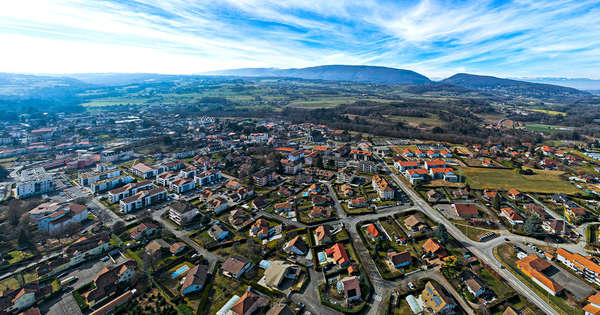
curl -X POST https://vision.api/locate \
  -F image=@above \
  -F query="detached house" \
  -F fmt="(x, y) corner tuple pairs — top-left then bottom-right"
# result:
(388, 251), (412, 268)
(229, 209), (251, 228)
(403, 215), (428, 232)
(309, 206), (331, 218)
(208, 223), (230, 242)
(421, 281), (456, 314)
(366, 223), (381, 240)
(314, 225), (332, 245)
(181, 265), (208, 295)
(250, 219), (272, 239)
(565, 206), (587, 223)
(222, 257), (252, 279)
(228, 287), (269, 315)
(130, 223), (159, 241)
(423, 238), (447, 259)
(507, 189), (524, 200)
(501, 208), (525, 225)
(208, 197), (228, 215)
(325, 243), (351, 267)
(337, 276), (362, 303)
(83, 260), (137, 302)
(284, 236), (309, 256)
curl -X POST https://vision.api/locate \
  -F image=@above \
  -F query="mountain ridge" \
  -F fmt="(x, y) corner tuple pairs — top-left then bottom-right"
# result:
(205, 65), (432, 85)
(441, 73), (590, 99)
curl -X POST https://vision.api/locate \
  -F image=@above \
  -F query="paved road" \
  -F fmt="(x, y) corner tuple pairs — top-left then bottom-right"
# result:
(325, 181), (348, 220)
(43, 293), (82, 315)
(89, 197), (122, 226)
(152, 208), (221, 270)
(374, 153), (560, 315)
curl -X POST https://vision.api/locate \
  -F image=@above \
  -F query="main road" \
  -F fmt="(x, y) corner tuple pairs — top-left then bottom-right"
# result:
(374, 153), (560, 315)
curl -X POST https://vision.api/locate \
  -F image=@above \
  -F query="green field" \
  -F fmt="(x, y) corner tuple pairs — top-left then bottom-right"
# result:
(524, 124), (569, 132)
(463, 167), (578, 194)
(525, 109), (567, 116)
(384, 113), (444, 127)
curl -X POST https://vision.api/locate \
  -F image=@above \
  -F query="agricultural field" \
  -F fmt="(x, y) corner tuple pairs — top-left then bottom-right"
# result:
(287, 96), (388, 108)
(523, 124), (572, 132)
(462, 167), (578, 194)
(525, 109), (567, 116)
(383, 113), (445, 128)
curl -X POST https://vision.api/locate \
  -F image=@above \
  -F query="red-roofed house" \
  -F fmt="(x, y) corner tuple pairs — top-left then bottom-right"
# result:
(325, 243), (351, 267)
(501, 208), (525, 225)
(452, 204), (479, 218)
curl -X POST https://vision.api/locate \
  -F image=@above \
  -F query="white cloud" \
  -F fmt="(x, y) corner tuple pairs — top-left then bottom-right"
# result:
(0, 0), (598, 78)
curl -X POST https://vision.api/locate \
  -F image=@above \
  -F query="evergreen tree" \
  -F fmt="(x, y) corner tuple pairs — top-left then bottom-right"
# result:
(434, 224), (449, 244)
(525, 215), (544, 238)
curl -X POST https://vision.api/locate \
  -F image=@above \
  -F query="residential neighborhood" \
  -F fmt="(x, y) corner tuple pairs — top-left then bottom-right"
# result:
(1, 113), (600, 315)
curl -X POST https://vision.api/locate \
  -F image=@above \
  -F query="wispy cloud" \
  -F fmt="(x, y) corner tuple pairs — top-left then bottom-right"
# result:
(0, 0), (599, 78)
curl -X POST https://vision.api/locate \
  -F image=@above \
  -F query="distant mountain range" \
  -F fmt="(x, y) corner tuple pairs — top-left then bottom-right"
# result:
(208, 65), (591, 99)
(441, 73), (590, 99)
(518, 77), (600, 91)
(0, 65), (595, 112)
(205, 65), (432, 85)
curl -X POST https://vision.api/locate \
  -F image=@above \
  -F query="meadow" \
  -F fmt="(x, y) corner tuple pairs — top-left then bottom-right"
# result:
(462, 167), (578, 194)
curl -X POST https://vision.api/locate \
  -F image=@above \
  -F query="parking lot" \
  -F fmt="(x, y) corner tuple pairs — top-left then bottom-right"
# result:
(39, 253), (127, 315)
(518, 243), (594, 300)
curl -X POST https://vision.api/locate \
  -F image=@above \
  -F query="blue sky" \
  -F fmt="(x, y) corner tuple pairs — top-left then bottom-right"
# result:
(1, 0), (599, 78)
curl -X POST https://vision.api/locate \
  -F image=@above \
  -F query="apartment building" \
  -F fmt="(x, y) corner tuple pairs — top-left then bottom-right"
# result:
(372, 175), (394, 200)
(15, 167), (55, 199)
(120, 187), (167, 213)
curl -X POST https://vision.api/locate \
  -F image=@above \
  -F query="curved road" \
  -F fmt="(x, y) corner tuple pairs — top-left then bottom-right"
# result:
(374, 153), (560, 315)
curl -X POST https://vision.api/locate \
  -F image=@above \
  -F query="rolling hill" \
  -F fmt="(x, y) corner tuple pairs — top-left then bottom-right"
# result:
(441, 73), (590, 99)
(206, 65), (432, 85)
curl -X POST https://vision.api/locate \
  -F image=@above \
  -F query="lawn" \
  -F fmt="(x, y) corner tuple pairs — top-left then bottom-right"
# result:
(206, 273), (248, 315)
(7, 250), (34, 264)
(0, 272), (38, 291)
(341, 203), (373, 215)
(453, 223), (496, 242)
(462, 167), (578, 194)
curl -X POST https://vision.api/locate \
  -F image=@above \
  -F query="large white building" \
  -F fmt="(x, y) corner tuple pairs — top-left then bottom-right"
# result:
(120, 187), (167, 213)
(15, 167), (54, 199)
